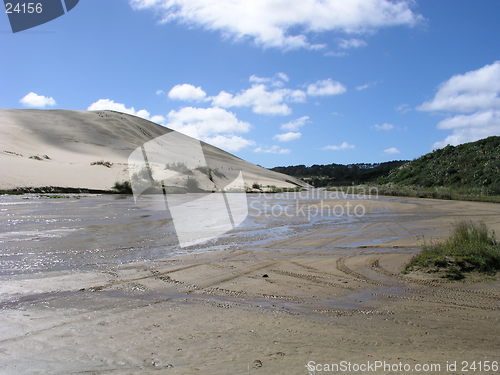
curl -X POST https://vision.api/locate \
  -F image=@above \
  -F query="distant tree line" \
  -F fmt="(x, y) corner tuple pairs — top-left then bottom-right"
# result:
(271, 160), (407, 187)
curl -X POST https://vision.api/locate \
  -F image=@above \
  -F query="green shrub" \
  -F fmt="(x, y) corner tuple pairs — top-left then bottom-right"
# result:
(113, 181), (132, 194)
(405, 221), (500, 279)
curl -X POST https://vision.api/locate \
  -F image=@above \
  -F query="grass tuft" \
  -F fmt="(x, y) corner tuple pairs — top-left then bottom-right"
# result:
(91, 160), (113, 168)
(113, 181), (132, 194)
(404, 221), (500, 279)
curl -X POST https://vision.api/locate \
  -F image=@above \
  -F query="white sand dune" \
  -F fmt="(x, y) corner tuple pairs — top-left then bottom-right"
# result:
(0, 109), (308, 191)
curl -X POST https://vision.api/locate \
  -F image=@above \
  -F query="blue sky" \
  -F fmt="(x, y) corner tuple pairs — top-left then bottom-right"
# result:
(1, 0), (499, 167)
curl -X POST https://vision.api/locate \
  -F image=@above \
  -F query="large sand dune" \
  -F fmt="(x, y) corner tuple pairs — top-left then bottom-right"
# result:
(0, 109), (308, 191)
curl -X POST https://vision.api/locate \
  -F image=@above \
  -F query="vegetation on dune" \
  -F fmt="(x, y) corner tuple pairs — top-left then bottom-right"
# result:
(165, 162), (192, 175)
(195, 166), (226, 182)
(185, 177), (203, 192)
(91, 160), (113, 168)
(404, 221), (500, 280)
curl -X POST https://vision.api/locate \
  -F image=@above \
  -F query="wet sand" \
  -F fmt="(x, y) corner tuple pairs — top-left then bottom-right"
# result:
(0, 196), (499, 374)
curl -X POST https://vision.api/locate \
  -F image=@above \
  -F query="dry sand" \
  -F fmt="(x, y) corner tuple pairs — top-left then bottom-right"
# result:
(0, 197), (499, 374)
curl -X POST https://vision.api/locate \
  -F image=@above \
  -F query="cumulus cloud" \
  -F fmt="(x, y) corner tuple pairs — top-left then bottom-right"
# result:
(373, 122), (395, 131)
(130, 0), (421, 50)
(355, 84), (370, 91)
(203, 135), (255, 152)
(168, 83), (207, 101)
(87, 99), (163, 123)
(433, 110), (500, 148)
(355, 81), (378, 91)
(281, 116), (310, 131)
(212, 84), (306, 115)
(436, 110), (500, 130)
(276, 72), (289, 82)
(150, 115), (166, 123)
(166, 106), (250, 137)
(383, 147), (400, 154)
(20, 92), (56, 108)
(418, 61), (500, 148)
(254, 145), (290, 154)
(418, 61), (500, 113)
(249, 72), (289, 87)
(395, 103), (411, 113)
(323, 141), (355, 150)
(307, 79), (346, 96)
(339, 38), (367, 49)
(170, 74), (344, 116)
(166, 106), (254, 151)
(273, 132), (301, 142)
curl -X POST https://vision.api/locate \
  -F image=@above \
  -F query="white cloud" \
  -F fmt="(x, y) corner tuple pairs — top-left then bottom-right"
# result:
(166, 106), (250, 137)
(20, 92), (56, 108)
(87, 99), (164, 123)
(276, 72), (289, 82)
(432, 110), (500, 148)
(172, 74), (344, 117)
(168, 83), (207, 101)
(166, 106), (255, 151)
(355, 84), (370, 91)
(254, 145), (290, 154)
(151, 115), (166, 123)
(323, 141), (355, 150)
(418, 61), (500, 147)
(273, 132), (301, 142)
(204, 135), (255, 152)
(355, 81), (377, 91)
(419, 61), (500, 113)
(281, 116), (310, 131)
(307, 79), (346, 96)
(373, 122), (395, 131)
(212, 84), (305, 115)
(130, 0), (421, 50)
(249, 72), (289, 87)
(339, 38), (367, 49)
(395, 103), (411, 113)
(436, 110), (500, 130)
(155, 89), (164, 96)
(248, 75), (270, 84)
(384, 147), (400, 154)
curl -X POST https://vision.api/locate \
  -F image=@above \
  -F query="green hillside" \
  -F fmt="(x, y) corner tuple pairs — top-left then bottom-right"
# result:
(379, 136), (500, 194)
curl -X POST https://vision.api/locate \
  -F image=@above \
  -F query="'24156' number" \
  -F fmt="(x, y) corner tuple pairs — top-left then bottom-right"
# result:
(5, 2), (43, 14)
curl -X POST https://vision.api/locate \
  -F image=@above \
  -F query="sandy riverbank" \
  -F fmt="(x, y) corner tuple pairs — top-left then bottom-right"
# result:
(0, 197), (499, 374)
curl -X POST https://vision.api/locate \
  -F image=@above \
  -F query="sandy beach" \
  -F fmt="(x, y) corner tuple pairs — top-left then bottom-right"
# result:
(1, 195), (499, 374)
